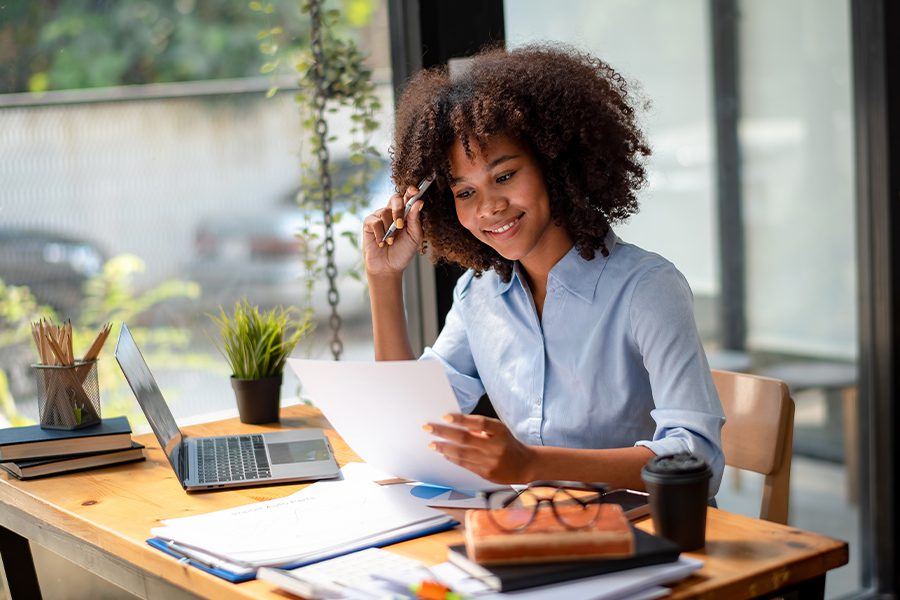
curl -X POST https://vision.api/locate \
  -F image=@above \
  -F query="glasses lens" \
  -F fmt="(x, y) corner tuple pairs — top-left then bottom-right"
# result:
(552, 488), (602, 529)
(487, 489), (536, 531)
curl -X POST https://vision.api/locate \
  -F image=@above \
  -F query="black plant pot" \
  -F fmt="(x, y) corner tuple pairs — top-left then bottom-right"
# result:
(231, 374), (282, 424)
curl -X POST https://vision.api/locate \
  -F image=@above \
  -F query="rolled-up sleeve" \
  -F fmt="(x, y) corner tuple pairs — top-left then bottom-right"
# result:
(629, 264), (726, 496)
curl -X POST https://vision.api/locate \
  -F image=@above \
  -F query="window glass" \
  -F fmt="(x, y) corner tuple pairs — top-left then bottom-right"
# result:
(0, 1), (391, 429)
(505, 1), (859, 596)
(740, 0), (856, 359)
(505, 0), (720, 338)
(737, 1), (858, 595)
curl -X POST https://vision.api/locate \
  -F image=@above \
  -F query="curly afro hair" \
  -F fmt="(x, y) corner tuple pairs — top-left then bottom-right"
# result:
(391, 43), (650, 282)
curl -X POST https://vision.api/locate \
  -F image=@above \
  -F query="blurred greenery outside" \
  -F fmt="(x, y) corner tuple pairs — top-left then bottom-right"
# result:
(0, 0), (383, 424)
(0, 0), (376, 94)
(0, 256), (212, 428)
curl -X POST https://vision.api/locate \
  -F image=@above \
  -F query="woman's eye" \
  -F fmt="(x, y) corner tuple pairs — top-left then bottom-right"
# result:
(455, 189), (474, 200)
(497, 171), (516, 183)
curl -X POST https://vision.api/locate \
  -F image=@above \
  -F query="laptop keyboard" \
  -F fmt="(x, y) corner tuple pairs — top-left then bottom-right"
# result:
(196, 435), (271, 483)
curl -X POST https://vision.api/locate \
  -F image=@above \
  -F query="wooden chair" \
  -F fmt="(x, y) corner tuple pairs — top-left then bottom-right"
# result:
(712, 369), (795, 524)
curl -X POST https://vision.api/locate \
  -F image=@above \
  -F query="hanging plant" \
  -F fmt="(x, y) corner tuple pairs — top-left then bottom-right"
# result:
(251, 0), (383, 359)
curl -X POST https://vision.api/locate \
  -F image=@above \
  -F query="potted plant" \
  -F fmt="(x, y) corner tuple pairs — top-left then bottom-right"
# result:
(209, 300), (311, 424)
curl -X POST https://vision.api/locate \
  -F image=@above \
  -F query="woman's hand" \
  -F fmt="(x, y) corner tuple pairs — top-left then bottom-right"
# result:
(424, 414), (537, 484)
(362, 185), (426, 279)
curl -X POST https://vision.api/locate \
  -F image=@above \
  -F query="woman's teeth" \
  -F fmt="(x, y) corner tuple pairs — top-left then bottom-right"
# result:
(489, 216), (520, 233)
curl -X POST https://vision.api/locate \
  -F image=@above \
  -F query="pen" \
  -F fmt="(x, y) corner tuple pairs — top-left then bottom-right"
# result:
(381, 175), (436, 243)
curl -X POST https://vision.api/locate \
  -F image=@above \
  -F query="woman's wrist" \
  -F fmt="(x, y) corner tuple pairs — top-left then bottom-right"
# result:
(521, 444), (543, 483)
(366, 270), (405, 290)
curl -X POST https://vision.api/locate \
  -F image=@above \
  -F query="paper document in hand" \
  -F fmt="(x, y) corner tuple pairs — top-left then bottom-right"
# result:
(287, 358), (495, 490)
(150, 477), (454, 569)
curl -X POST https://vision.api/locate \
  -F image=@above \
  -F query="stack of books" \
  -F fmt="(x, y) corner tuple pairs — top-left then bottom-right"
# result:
(450, 502), (688, 593)
(0, 416), (144, 480)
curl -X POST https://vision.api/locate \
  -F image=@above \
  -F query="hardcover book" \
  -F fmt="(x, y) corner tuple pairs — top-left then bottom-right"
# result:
(0, 442), (145, 479)
(464, 503), (635, 565)
(449, 527), (681, 592)
(0, 416), (133, 461)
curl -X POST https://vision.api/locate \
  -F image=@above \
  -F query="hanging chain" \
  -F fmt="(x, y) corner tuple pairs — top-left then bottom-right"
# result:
(309, 0), (343, 360)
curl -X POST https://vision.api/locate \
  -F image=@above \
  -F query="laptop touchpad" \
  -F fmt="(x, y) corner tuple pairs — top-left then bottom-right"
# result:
(268, 439), (331, 464)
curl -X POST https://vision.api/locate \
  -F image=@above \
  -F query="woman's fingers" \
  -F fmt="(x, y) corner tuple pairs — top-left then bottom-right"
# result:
(363, 209), (388, 248)
(388, 184), (427, 236)
(429, 440), (484, 466)
(424, 414), (534, 484)
(440, 413), (503, 434)
(383, 193), (404, 245)
(423, 422), (490, 445)
(404, 199), (424, 243)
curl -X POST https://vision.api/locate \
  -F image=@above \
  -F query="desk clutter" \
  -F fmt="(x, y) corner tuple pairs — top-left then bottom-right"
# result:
(0, 416), (145, 479)
(147, 463), (702, 598)
(148, 464), (457, 582)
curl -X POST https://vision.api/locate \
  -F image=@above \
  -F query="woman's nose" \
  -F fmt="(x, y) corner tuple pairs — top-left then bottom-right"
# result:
(478, 192), (509, 218)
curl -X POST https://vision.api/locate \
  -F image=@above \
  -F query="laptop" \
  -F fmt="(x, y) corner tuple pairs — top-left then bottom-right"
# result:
(115, 324), (340, 491)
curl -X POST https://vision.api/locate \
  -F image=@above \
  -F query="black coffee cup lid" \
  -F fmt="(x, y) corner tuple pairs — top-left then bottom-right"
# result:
(641, 453), (713, 487)
(643, 453), (709, 476)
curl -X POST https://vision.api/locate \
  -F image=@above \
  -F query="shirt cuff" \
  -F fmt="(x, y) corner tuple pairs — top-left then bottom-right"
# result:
(635, 434), (725, 497)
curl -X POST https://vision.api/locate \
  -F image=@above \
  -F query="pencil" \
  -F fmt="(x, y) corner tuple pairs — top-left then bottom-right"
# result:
(381, 175), (435, 244)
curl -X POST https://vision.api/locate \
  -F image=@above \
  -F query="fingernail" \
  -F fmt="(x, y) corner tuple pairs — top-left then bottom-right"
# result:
(442, 414), (453, 423)
(386, 237), (394, 246)
(378, 242), (385, 248)
(427, 442), (437, 450)
(396, 218), (404, 230)
(422, 424), (433, 433)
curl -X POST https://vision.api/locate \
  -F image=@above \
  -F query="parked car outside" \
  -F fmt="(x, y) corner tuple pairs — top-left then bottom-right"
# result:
(0, 228), (106, 406)
(184, 165), (393, 324)
(0, 227), (106, 318)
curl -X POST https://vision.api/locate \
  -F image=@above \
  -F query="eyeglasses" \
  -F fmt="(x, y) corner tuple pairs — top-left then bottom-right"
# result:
(479, 480), (608, 532)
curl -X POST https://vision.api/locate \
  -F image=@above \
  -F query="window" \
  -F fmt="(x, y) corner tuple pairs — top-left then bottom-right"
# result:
(0, 1), (393, 427)
(504, 1), (860, 596)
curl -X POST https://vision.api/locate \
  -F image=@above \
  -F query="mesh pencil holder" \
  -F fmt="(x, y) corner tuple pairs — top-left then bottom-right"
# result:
(33, 360), (102, 430)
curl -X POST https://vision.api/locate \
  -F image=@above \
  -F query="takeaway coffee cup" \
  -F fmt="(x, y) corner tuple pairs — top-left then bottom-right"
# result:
(641, 453), (712, 551)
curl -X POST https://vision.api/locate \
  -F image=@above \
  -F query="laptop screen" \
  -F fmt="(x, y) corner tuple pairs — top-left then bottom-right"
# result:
(114, 324), (184, 478)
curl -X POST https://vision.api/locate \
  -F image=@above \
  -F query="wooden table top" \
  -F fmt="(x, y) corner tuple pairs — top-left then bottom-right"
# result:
(0, 404), (849, 599)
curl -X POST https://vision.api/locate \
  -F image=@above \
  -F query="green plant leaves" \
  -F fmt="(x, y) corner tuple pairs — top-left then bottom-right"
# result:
(208, 299), (311, 380)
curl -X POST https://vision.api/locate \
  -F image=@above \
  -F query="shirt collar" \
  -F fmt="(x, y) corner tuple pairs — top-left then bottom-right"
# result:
(494, 229), (619, 299)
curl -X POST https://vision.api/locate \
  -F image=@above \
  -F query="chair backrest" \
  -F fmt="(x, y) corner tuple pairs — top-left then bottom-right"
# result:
(712, 369), (795, 524)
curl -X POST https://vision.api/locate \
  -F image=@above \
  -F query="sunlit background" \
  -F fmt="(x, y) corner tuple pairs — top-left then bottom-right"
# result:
(1, 1), (860, 597)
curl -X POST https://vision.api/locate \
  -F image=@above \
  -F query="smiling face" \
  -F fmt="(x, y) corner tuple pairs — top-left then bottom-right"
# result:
(448, 135), (573, 276)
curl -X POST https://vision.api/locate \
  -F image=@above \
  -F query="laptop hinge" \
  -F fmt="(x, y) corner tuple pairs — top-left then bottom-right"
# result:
(180, 442), (189, 482)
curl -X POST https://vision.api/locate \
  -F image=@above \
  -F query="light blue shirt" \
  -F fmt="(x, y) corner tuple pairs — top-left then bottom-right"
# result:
(421, 231), (725, 495)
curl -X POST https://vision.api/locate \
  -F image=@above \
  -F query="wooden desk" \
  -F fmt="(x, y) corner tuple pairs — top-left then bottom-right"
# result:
(0, 405), (848, 599)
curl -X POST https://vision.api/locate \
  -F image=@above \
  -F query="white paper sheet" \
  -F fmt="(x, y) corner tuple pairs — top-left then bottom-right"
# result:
(287, 358), (495, 490)
(151, 476), (453, 568)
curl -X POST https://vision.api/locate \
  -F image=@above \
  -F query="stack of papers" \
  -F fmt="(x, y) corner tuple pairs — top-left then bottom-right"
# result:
(433, 557), (704, 600)
(149, 475), (456, 579)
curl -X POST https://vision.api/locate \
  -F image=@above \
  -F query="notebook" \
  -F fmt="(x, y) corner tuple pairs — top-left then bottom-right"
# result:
(0, 442), (145, 479)
(446, 527), (681, 592)
(0, 416), (133, 461)
(114, 324), (339, 491)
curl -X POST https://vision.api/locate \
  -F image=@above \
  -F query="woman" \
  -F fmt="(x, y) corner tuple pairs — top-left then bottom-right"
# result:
(362, 44), (724, 493)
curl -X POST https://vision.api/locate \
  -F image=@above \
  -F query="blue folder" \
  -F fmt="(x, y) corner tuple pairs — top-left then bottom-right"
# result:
(146, 519), (458, 583)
